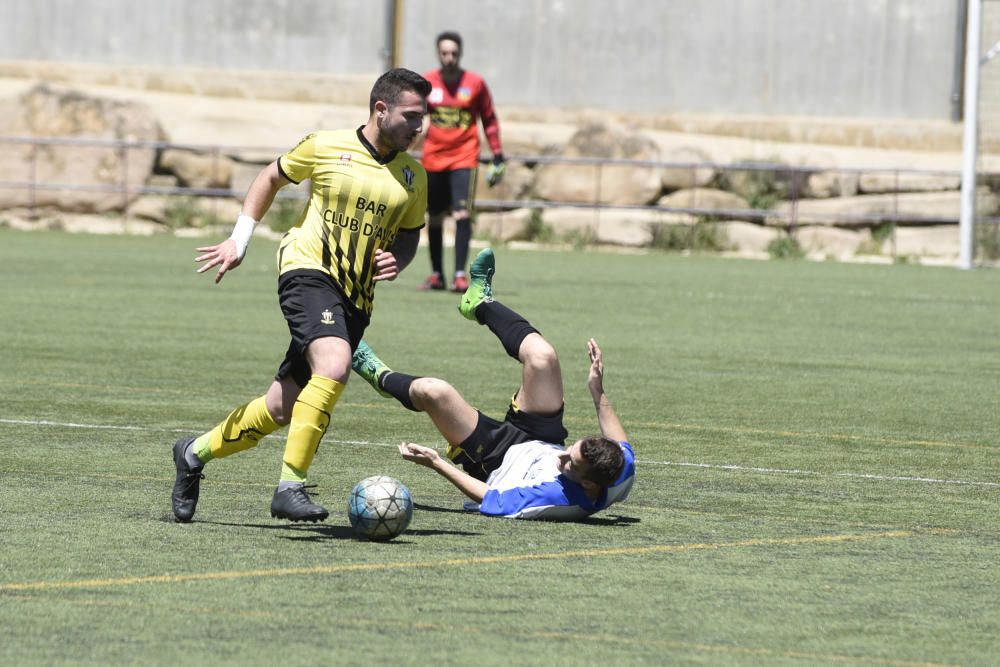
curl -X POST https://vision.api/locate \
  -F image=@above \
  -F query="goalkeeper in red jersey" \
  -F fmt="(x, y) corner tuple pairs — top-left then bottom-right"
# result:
(420, 31), (505, 293)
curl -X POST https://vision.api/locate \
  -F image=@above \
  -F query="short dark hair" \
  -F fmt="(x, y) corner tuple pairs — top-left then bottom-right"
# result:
(369, 68), (431, 113)
(579, 436), (625, 488)
(436, 31), (463, 51)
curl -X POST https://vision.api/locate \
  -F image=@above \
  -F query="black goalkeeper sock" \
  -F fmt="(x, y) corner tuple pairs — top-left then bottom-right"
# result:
(476, 300), (540, 360)
(427, 226), (444, 276)
(454, 217), (472, 275)
(379, 371), (421, 412)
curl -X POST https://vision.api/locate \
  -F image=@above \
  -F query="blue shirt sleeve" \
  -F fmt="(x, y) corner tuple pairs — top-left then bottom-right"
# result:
(480, 478), (593, 517)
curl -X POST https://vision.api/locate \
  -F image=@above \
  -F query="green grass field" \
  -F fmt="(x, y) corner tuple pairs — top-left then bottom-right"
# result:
(1, 228), (998, 666)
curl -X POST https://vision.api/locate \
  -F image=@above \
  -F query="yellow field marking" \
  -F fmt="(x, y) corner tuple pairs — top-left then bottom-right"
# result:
(0, 529), (926, 593)
(5, 590), (956, 667)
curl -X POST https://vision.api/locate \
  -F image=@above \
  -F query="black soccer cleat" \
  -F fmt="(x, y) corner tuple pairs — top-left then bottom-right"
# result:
(171, 436), (204, 523)
(270, 485), (330, 522)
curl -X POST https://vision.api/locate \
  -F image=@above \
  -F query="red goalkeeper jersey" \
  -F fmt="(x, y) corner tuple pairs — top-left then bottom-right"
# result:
(421, 68), (502, 172)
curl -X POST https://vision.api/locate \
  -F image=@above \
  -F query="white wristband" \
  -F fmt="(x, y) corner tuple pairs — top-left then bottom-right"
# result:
(230, 213), (258, 259)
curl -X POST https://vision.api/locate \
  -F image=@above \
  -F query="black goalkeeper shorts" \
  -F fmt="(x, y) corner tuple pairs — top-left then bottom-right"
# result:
(427, 168), (476, 216)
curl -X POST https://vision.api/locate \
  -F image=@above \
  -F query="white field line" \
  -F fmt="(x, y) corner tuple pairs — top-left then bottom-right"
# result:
(643, 460), (1000, 488)
(2, 417), (998, 489)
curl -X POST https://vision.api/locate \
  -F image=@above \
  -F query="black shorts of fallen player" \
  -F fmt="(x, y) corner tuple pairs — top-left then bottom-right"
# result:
(447, 397), (569, 482)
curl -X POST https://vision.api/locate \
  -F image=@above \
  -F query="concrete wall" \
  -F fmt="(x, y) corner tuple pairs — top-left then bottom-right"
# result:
(401, 0), (962, 119)
(0, 0), (387, 74)
(981, 1), (1000, 140)
(0, 0), (965, 121)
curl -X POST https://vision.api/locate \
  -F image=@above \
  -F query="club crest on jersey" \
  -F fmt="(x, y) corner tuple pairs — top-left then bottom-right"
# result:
(340, 153), (352, 162)
(402, 166), (415, 188)
(457, 87), (472, 101)
(320, 309), (335, 325)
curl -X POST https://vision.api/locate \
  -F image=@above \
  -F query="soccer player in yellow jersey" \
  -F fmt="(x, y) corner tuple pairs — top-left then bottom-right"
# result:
(170, 69), (431, 523)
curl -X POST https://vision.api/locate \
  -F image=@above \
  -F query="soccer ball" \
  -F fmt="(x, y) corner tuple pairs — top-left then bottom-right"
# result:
(347, 475), (413, 541)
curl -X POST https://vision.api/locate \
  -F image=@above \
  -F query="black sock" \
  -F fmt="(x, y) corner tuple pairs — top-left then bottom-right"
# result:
(454, 217), (472, 275)
(428, 226), (444, 276)
(475, 300), (540, 360)
(379, 371), (421, 412)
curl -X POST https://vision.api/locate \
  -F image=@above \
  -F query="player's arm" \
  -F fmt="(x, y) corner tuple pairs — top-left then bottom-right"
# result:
(398, 443), (487, 502)
(477, 82), (506, 186)
(477, 81), (503, 158)
(195, 160), (291, 284)
(373, 227), (421, 282)
(587, 338), (629, 443)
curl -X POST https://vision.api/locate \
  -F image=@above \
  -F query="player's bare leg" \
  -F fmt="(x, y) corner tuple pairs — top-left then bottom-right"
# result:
(352, 342), (478, 445)
(459, 247), (563, 416)
(512, 333), (564, 415)
(409, 377), (480, 445)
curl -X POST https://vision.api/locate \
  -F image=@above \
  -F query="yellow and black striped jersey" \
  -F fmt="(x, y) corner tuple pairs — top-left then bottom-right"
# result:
(276, 127), (427, 314)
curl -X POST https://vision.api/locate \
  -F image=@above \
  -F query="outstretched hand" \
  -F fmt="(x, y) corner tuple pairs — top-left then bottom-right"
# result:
(587, 338), (605, 399)
(398, 442), (442, 469)
(195, 239), (243, 284)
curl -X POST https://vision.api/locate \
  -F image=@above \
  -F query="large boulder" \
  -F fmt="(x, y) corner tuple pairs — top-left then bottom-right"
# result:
(893, 225), (960, 259)
(770, 188), (1000, 227)
(158, 148), (234, 190)
(534, 123), (662, 206)
(807, 171), (860, 198)
(0, 83), (165, 213)
(660, 146), (716, 191)
(543, 206), (665, 246)
(718, 221), (777, 254)
(796, 226), (869, 260)
(656, 188), (751, 218)
(858, 171), (960, 194)
(473, 159), (535, 211)
(478, 206), (669, 246)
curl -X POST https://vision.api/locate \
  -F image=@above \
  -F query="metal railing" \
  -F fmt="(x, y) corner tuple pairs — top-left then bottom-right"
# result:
(2, 134), (998, 242)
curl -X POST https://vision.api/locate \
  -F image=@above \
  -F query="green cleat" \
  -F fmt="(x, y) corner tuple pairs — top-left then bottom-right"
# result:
(352, 340), (392, 398)
(459, 248), (495, 320)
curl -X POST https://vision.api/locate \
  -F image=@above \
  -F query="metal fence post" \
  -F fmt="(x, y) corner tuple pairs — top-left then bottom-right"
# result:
(891, 169), (899, 260)
(594, 161), (602, 239)
(120, 142), (129, 229)
(28, 143), (38, 220)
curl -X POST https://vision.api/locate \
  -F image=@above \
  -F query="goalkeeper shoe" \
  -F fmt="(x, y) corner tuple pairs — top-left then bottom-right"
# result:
(419, 273), (446, 291)
(459, 248), (495, 320)
(352, 340), (392, 398)
(451, 274), (469, 293)
(171, 436), (204, 523)
(270, 485), (329, 522)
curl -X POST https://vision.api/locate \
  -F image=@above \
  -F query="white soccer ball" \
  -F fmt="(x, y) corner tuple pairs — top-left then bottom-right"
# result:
(347, 475), (413, 541)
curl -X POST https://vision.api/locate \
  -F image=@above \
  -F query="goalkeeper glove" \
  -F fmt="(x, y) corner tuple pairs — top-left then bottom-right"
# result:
(487, 153), (506, 188)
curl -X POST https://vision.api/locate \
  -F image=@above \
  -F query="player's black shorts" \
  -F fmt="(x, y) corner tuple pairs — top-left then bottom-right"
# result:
(427, 168), (477, 216)
(275, 269), (369, 388)
(448, 395), (569, 482)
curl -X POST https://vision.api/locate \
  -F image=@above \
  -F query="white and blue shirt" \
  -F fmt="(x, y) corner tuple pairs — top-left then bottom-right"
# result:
(469, 440), (636, 520)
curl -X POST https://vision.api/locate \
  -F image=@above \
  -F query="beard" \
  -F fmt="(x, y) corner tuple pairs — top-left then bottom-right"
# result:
(379, 117), (413, 152)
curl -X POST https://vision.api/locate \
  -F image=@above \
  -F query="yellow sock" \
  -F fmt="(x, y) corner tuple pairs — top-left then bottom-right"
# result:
(280, 375), (344, 483)
(193, 396), (280, 462)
